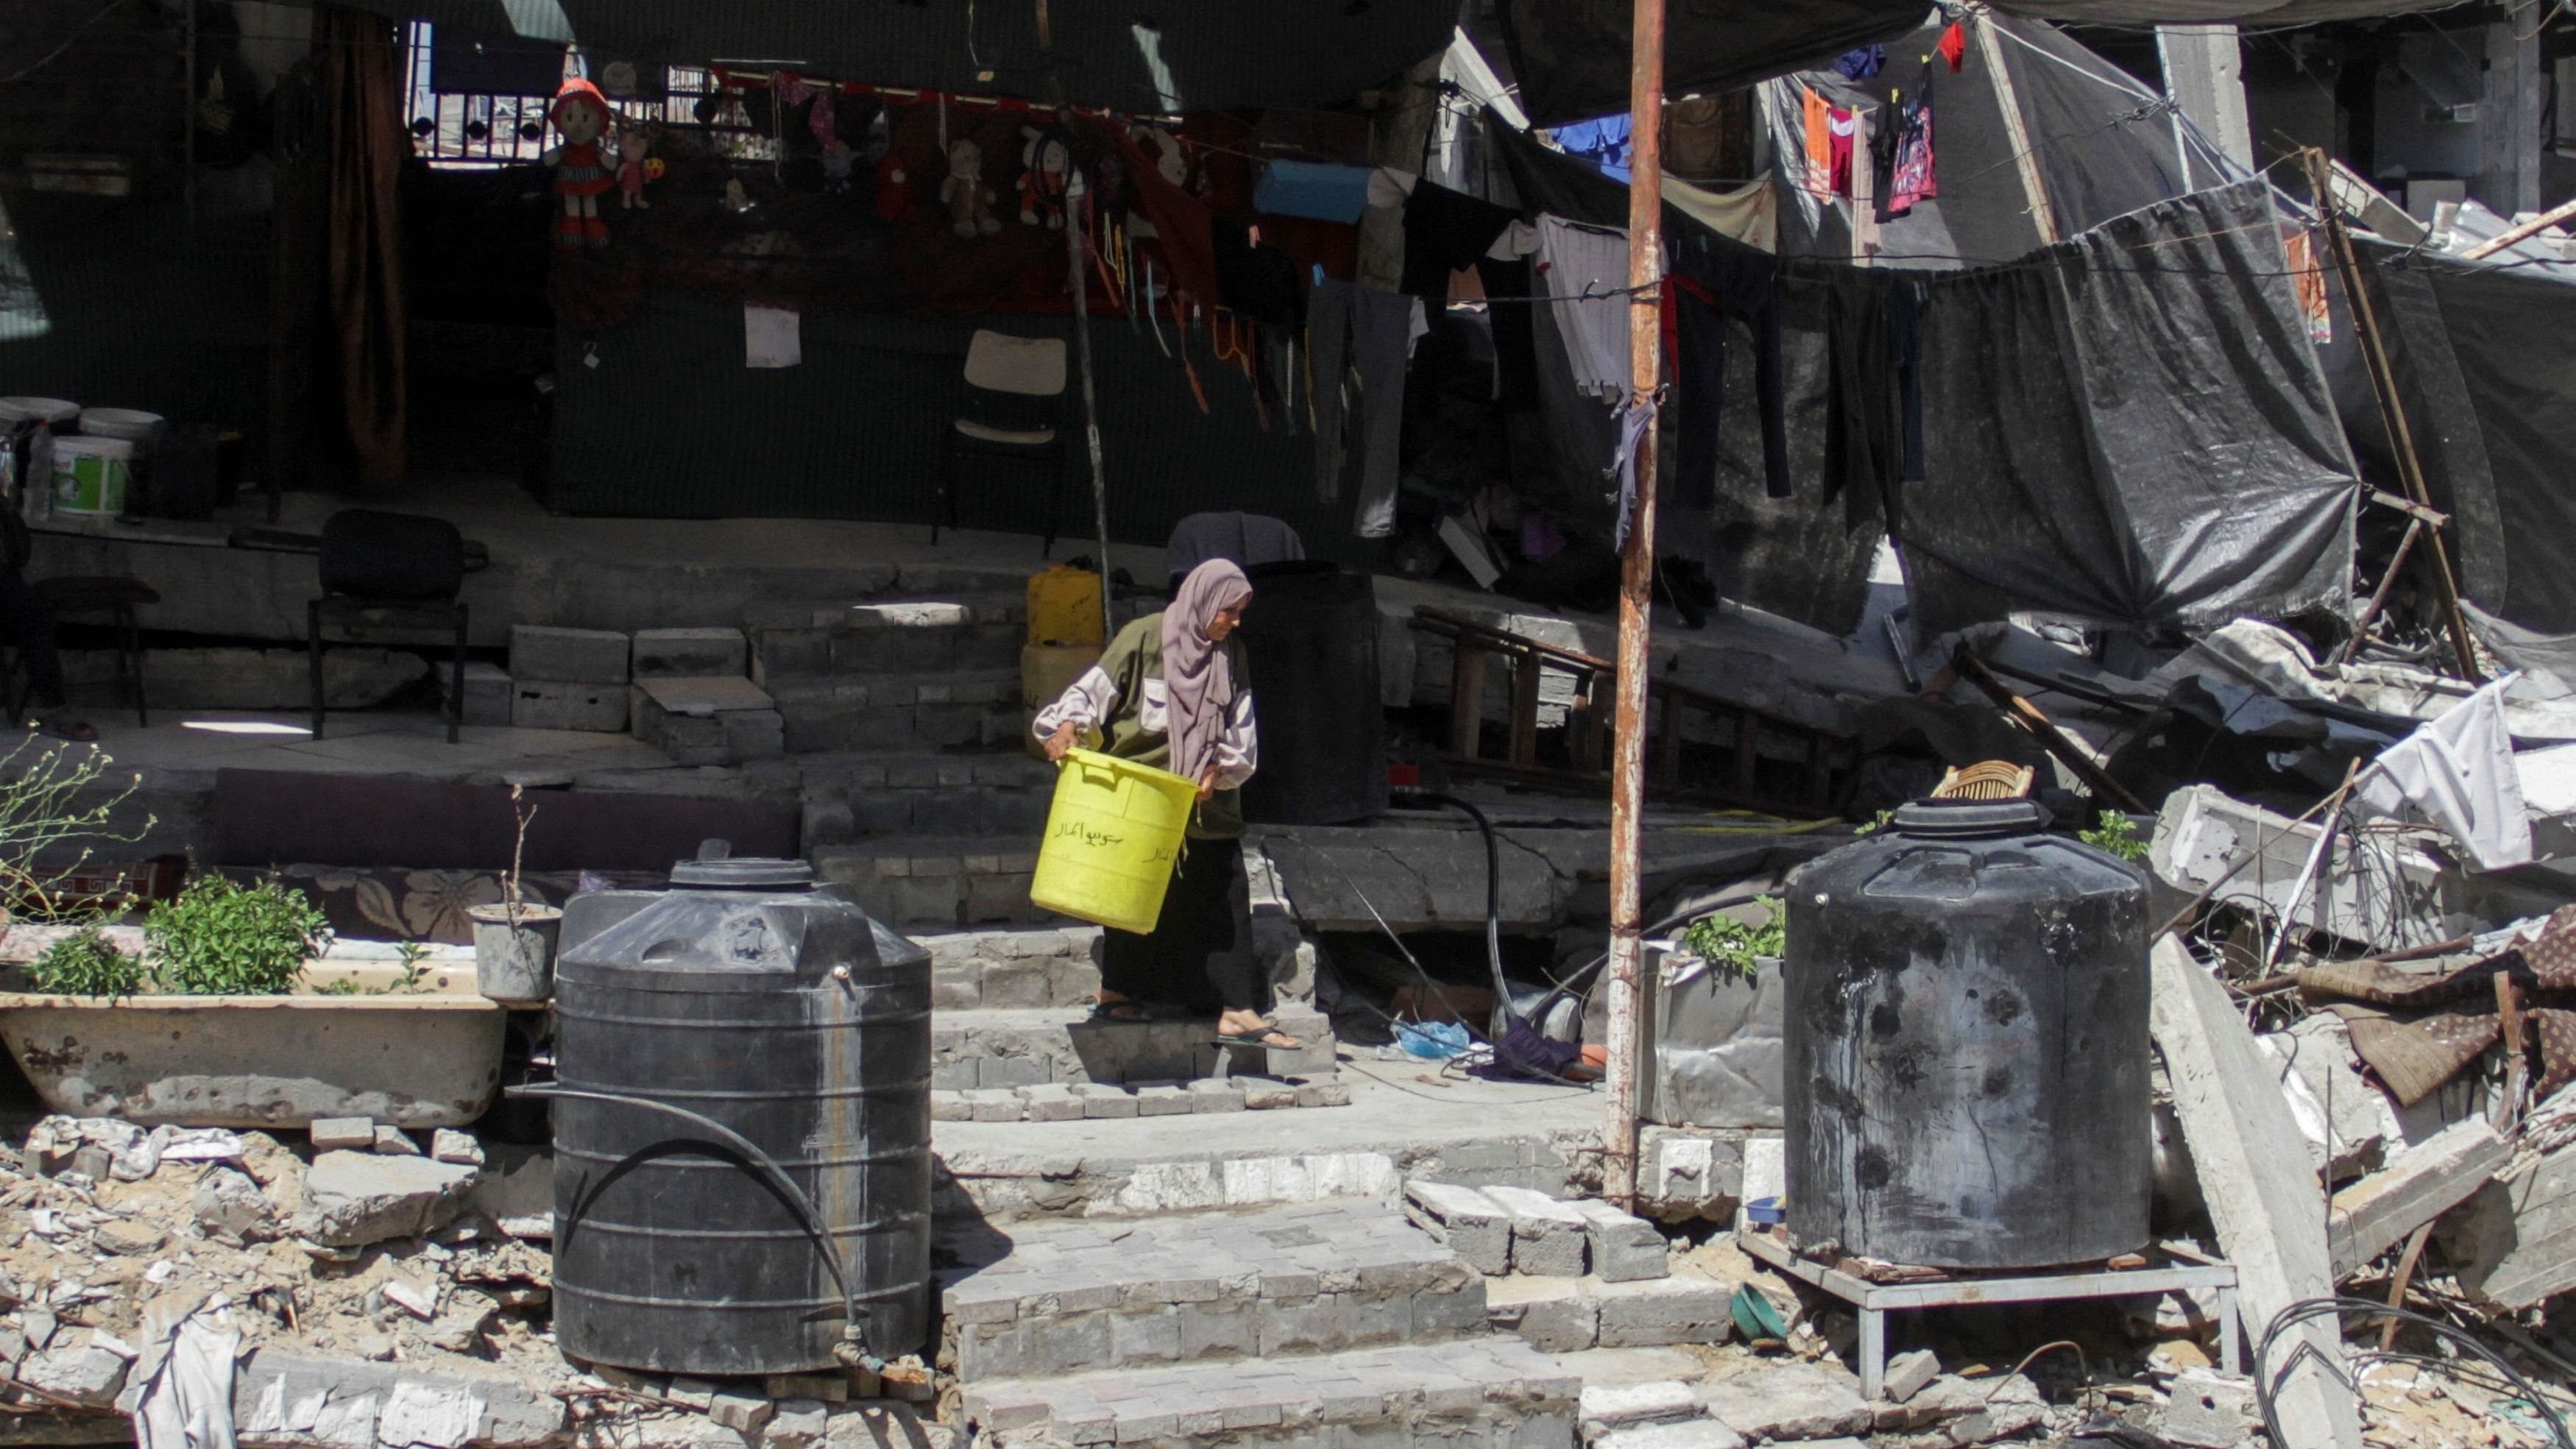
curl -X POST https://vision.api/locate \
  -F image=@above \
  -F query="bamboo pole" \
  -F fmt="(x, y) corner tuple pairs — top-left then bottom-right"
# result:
(1602, 0), (1666, 1214)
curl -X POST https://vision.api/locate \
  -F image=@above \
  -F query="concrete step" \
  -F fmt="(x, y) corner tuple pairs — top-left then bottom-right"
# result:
(958, 1336), (1579, 1448)
(812, 836), (1049, 927)
(799, 748), (1054, 843)
(916, 924), (1102, 1010)
(933, 1005), (1339, 1089)
(1484, 1272), (1738, 1354)
(935, 1074), (1352, 1123)
(749, 595), (1027, 684)
(771, 670), (1030, 754)
(939, 1197), (1489, 1383)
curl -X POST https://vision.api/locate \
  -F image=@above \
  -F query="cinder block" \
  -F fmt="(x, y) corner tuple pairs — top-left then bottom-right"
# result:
(453, 662), (511, 727)
(509, 625), (629, 684)
(1022, 1084), (1084, 1123)
(1295, 1074), (1353, 1108)
(633, 696), (728, 765)
(1133, 1083), (1194, 1118)
(511, 679), (629, 732)
(1482, 1185), (1590, 1278)
(1570, 1198), (1670, 1283)
(721, 708), (786, 761)
(1881, 1348), (1940, 1405)
(633, 628), (748, 679)
(1186, 1080), (1246, 1113)
(309, 1116), (374, 1152)
(930, 1091), (972, 1122)
(962, 1088), (1022, 1123)
(1404, 1181), (1514, 1277)
(1593, 1275), (1735, 1350)
(1511, 1289), (1599, 1353)
(1073, 1083), (1138, 1119)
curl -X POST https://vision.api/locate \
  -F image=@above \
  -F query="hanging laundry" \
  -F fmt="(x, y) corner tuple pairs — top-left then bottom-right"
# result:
(1937, 21), (1967, 74)
(1826, 108), (1858, 198)
(1883, 93), (1936, 219)
(1308, 281), (1412, 532)
(1398, 180), (1517, 299)
(1666, 176), (1777, 252)
(1253, 160), (1374, 224)
(1477, 258), (1543, 411)
(1610, 396), (1658, 548)
(1534, 216), (1632, 399)
(1800, 85), (1834, 199)
(1834, 45), (1887, 79)
(2285, 228), (2332, 344)
(2354, 678), (2532, 871)
(1671, 249), (1789, 503)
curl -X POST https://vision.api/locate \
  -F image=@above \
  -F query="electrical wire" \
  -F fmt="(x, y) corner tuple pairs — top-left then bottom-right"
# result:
(2252, 1297), (2575, 1449)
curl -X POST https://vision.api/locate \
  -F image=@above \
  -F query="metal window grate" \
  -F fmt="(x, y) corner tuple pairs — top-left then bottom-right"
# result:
(399, 21), (771, 169)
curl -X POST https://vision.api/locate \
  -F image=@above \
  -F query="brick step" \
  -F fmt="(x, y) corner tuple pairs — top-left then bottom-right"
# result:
(916, 924), (1103, 1010)
(940, 1197), (1488, 1385)
(960, 1336), (1577, 1448)
(749, 596), (1029, 684)
(933, 1006), (1337, 1090)
(770, 671), (1030, 754)
(798, 748), (1055, 843)
(811, 836), (1049, 927)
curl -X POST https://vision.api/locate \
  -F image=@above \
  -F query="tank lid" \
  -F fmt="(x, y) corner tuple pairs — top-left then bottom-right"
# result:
(1889, 797), (2055, 839)
(669, 856), (817, 888)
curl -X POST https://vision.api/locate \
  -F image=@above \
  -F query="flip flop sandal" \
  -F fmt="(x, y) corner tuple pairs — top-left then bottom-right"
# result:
(1087, 999), (1152, 1023)
(1214, 1029), (1301, 1051)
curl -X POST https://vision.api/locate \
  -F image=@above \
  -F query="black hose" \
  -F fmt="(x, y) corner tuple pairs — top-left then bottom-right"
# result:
(1391, 789), (1511, 1039)
(2251, 1297), (2572, 1449)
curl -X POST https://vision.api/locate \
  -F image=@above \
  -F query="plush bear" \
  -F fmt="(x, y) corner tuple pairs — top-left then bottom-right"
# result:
(939, 138), (1002, 238)
(1016, 124), (1072, 229)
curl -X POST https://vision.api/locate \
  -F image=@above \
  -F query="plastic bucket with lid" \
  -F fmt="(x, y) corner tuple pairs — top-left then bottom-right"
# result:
(0, 397), (79, 428)
(52, 437), (133, 514)
(78, 408), (163, 446)
(1027, 748), (1198, 934)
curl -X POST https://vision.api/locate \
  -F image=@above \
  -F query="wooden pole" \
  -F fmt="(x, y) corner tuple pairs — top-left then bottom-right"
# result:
(1066, 170), (1114, 645)
(2461, 194), (2576, 260)
(1978, 11), (2059, 246)
(1602, 0), (1665, 1214)
(2299, 146), (2482, 681)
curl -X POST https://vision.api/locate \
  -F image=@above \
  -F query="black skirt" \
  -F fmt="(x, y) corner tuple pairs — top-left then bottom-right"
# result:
(1098, 837), (1265, 1012)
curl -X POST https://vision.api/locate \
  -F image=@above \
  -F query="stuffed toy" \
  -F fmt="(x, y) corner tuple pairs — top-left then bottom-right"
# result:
(939, 138), (1001, 238)
(615, 123), (659, 209)
(821, 138), (855, 194)
(541, 78), (616, 249)
(874, 152), (916, 222)
(1016, 124), (1072, 229)
(1132, 124), (1186, 187)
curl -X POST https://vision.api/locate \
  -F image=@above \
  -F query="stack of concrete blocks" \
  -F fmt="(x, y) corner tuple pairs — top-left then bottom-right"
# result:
(629, 628), (783, 765)
(1404, 1180), (1739, 1356)
(506, 625), (631, 732)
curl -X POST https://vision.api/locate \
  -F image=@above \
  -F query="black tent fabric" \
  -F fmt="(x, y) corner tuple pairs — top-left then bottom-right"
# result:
(1899, 180), (2359, 636)
(344, 0), (1457, 114)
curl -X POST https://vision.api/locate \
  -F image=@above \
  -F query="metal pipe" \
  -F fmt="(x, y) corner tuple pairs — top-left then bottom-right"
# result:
(1602, 0), (1665, 1214)
(1067, 173), (1113, 644)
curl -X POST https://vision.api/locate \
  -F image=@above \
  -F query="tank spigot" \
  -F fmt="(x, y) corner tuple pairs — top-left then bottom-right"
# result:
(831, 964), (852, 982)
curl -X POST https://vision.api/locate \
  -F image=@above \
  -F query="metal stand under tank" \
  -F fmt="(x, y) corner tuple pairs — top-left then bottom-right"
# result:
(545, 852), (934, 1375)
(1783, 798), (2151, 1271)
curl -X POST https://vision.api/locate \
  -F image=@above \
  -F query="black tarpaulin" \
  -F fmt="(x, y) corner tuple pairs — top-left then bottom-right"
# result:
(1899, 180), (2359, 636)
(342, 0), (1457, 114)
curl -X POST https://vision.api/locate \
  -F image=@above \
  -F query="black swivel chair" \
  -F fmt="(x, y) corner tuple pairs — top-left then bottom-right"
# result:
(309, 509), (468, 743)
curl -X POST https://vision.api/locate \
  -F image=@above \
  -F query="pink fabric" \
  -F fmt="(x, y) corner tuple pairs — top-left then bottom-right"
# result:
(1162, 559), (1253, 782)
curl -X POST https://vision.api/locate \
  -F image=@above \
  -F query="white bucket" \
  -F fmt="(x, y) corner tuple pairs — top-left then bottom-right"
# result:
(0, 397), (79, 428)
(52, 436), (133, 515)
(78, 408), (163, 447)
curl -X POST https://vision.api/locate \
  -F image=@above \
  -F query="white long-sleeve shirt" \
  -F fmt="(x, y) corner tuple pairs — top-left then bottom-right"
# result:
(1033, 664), (1259, 790)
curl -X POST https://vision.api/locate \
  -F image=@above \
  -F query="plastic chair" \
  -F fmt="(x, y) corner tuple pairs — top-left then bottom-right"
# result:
(1932, 760), (2037, 800)
(933, 330), (1070, 554)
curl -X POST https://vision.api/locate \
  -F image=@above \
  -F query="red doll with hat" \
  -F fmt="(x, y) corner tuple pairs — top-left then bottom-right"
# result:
(542, 77), (616, 249)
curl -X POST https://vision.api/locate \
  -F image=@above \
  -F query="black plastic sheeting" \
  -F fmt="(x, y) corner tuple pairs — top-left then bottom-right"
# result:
(1900, 181), (2358, 637)
(344, 0), (1457, 115)
(1505, 0), (2477, 126)
(2349, 247), (2576, 634)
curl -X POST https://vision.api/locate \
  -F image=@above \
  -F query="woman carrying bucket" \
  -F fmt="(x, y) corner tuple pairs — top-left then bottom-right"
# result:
(1033, 559), (1300, 1051)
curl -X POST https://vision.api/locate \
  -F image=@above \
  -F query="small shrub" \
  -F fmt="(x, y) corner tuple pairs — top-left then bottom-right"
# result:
(28, 927), (146, 999)
(146, 875), (333, 996)
(1680, 896), (1787, 988)
(2081, 811), (2150, 863)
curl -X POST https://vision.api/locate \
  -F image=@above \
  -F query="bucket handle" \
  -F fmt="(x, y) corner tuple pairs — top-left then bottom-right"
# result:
(506, 1084), (875, 1358)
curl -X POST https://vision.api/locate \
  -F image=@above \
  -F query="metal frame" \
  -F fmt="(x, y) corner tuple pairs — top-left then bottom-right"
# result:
(1738, 1228), (2240, 1400)
(309, 596), (468, 745)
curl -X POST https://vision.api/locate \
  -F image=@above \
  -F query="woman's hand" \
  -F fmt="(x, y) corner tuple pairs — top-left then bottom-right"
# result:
(1197, 765), (1220, 802)
(1044, 723), (1079, 762)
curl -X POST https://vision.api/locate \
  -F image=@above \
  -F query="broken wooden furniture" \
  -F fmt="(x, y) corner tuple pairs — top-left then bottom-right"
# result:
(1740, 1227), (2240, 1400)
(1410, 608), (1843, 816)
(1931, 759), (2036, 799)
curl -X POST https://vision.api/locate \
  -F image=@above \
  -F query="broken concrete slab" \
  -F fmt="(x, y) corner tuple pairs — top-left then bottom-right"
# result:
(2256, 1016), (2390, 1186)
(297, 1151), (478, 1247)
(1880, 1373), (2047, 1445)
(2149, 937), (2363, 1449)
(1578, 1379), (1704, 1431)
(1402, 1180), (1513, 1275)
(2157, 1368), (2261, 1449)
(234, 1346), (565, 1448)
(1880, 1349), (1939, 1405)
(1482, 1185), (1591, 1278)
(308, 1118), (373, 1152)
(2326, 1117), (2508, 1280)
(18, 1345), (128, 1406)
(1593, 1420), (1748, 1449)
(1699, 1363), (1872, 1441)
(2442, 1138), (2576, 1310)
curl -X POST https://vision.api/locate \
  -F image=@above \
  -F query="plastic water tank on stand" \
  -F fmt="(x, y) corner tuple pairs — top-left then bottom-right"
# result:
(546, 849), (933, 1373)
(1783, 798), (2151, 1269)
(1239, 562), (1387, 826)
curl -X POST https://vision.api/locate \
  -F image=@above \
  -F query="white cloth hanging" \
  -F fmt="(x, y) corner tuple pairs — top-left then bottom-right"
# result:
(2354, 676), (2533, 871)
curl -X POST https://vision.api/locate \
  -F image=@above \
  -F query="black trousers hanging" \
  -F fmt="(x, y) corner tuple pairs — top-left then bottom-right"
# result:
(1099, 837), (1266, 1013)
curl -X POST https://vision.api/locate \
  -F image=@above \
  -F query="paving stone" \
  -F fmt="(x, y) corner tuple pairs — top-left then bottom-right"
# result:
(1073, 1083), (1139, 1119)
(1186, 1080), (1246, 1113)
(309, 1116), (374, 1152)
(707, 1388), (773, 1434)
(1482, 1185), (1592, 1278)
(511, 624), (631, 683)
(1234, 1076), (1300, 1110)
(1133, 1083), (1194, 1117)
(1404, 1181), (1515, 1278)
(963, 1088), (1023, 1123)
(1579, 1381), (1704, 1430)
(1700, 1364), (1872, 1442)
(1019, 1083), (1085, 1122)
(1568, 1199), (1669, 1284)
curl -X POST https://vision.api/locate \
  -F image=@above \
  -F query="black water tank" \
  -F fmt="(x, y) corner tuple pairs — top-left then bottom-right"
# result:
(550, 854), (933, 1372)
(1239, 562), (1387, 825)
(1783, 798), (2150, 1269)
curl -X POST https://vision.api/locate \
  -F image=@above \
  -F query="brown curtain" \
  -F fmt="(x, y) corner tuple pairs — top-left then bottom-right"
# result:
(314, 6), (407, 489)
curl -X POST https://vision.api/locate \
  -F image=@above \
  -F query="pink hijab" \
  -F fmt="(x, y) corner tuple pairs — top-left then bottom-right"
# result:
(1163, 559), (1253, 782)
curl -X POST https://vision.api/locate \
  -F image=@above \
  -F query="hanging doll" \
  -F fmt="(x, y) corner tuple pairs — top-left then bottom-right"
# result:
(541, 77), (617, 249)
(939, 138), (1001, 238)
(874, 151), (916, 222)
(1016, 124), (1072, 229)
(821, 138), (856, 193)
(615, 122), (658, 209)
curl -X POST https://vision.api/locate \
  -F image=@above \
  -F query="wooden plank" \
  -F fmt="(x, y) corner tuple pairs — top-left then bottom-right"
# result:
(2448, 1141), (2576, 1311)
(1448, 643), (1487, 761)
(2325, 1117), (2509, 1281)
(2150, 938), (2363, 1449)
(1978, 12), (2059, 244)
(1508, 648), (1543, 769)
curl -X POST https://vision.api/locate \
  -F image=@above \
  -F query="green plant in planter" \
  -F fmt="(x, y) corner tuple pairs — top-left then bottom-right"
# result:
(1680, 896), (1786, 988)
(29, 926), (146, 999)
(146, 875), (333, 995)
(2081, 810), (2150, 863)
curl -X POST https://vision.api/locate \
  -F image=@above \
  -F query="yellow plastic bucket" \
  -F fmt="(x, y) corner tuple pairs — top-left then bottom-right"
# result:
(1029, 748), (1197, 934)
